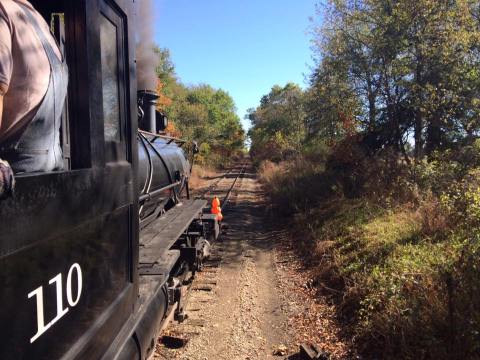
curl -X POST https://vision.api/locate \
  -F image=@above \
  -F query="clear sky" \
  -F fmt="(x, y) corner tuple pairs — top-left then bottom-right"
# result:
(154, 0), (317, 130)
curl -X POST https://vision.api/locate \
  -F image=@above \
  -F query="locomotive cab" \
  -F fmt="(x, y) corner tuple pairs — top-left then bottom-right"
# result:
(0, 2), (214, 359)
(0, 1), (139, 359)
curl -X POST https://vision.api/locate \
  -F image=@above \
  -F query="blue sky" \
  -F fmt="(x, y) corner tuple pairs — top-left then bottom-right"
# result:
(154, 0), (317, 130)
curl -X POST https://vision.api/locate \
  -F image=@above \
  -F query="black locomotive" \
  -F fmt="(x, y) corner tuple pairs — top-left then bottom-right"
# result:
(0, 1), (217, 359)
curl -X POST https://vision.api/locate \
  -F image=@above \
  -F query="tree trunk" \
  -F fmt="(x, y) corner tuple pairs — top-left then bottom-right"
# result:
(414, 108), (423, 159)
(366, 71), (376, 130)
(426, 115), (442, 155)
(414, 58), (424, 160)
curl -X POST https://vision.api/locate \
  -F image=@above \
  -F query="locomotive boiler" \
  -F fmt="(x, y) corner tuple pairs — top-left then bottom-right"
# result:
(0, 1), (218, 360)
(137, 90), (192, 227)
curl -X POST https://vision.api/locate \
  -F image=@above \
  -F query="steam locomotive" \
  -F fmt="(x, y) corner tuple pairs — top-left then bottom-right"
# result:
(0, 1), (218, 359)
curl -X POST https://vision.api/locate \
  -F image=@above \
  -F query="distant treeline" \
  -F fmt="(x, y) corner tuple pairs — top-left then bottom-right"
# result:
(250, 1), (480, 359)
(152, 47), (245, 167)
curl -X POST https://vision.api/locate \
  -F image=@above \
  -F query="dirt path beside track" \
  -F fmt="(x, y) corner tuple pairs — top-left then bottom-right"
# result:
(154, 164), (352, 360)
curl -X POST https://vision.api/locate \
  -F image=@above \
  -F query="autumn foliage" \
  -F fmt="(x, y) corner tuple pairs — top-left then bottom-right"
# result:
(152, 47), (245, 167)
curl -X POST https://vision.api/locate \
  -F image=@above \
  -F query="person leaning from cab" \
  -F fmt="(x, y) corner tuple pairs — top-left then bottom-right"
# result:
(0, 0), (68, 199)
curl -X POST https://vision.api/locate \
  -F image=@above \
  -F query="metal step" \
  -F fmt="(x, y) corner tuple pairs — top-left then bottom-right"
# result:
(139, 250), (180, 275)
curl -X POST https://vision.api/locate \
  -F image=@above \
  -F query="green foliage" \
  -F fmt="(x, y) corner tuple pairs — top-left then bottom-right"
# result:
(248, 83), (307, 163)
(167, 84), (245, 166)
(439, 169), (480, 228)
(308, 0), (480, 158)
(356, 229), (480, 359)
(153, 47), (245, 167)
(153, 46), (176, 89)
(251, 1), (480, 168)
(305, 59), (361, 140)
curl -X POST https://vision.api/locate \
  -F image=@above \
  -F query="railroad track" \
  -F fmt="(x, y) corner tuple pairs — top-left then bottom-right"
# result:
(196, 160), (248, 210)
(221, 162), (247, 211)
(154, 161), (249, 356)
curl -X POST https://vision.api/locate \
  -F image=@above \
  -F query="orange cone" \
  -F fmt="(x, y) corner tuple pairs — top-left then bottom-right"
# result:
(211, 197), (223, 221)
(212, 197), (221, 208)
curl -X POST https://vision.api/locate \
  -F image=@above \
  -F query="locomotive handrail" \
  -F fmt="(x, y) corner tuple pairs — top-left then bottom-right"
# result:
(139, 181), (183, 203)
(138, 129), (187, 146)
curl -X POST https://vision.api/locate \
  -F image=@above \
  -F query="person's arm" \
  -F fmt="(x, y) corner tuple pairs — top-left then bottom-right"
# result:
(0, 82), (7, 128)
(0, 5), (11, 131)
(0, 82), (13, 200)
(0, 10), (15, 199)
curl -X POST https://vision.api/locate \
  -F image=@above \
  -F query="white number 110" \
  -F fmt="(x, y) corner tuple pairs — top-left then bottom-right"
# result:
(27, 263), (83, 343)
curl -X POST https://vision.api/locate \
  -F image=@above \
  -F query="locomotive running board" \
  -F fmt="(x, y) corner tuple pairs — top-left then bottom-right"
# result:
(139, 199), (207, 264)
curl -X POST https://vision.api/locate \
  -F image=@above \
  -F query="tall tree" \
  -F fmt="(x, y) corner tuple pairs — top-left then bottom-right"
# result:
(310, 0), (480, 158)
(248, 83), (306, 161)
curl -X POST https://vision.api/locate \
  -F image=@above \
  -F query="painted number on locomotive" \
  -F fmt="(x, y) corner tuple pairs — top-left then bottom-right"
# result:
(27, 263), (83, 343)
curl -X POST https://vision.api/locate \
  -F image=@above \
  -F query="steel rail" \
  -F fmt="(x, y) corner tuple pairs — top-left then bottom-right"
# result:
(221, 162), (247, 211)
(196, 159), (248, 209)
(197, 166), (236, 199)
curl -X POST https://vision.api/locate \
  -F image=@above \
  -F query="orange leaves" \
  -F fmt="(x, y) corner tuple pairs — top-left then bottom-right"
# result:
(164, 121), (182, 138)
(338, 111), (357, 137)
(156, 79), (173, 112)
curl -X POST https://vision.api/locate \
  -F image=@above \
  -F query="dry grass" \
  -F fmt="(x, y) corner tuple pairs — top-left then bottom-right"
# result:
(257, 160), (286, 184)
(189, 165), (218, 192)
(416, 196), (450, 236)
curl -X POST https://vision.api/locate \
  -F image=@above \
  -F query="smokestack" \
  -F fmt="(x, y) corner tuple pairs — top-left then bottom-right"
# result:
(138, 90), (160, 133)
(135, 0), (157, 90)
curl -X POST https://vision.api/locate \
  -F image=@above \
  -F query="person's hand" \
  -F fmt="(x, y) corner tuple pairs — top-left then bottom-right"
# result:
(0, 159), (14, 200)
